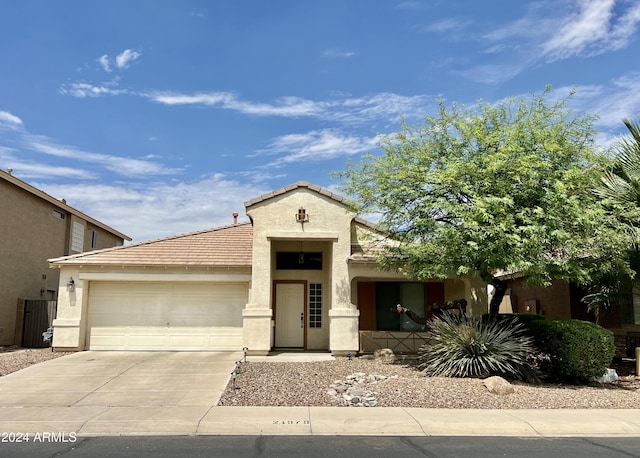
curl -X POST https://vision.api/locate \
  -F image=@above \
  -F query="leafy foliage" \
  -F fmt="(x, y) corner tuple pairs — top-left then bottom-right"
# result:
(418, 312), (536, 380)
(337, 87), (635, 317)
(596, 118), (640, 209)
(529, 319), (615, 384)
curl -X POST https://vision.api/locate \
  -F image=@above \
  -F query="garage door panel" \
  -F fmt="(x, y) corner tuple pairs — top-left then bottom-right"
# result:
(87, 282), (248, 351)
(89, 330), (127, 349)
(169, 334), (207, 348)
(127, 333), (167, 350)
(90, 328), (243, 351)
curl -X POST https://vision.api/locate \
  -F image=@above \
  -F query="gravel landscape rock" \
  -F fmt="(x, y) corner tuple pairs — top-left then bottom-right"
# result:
(219, 357), (640, 409)
(0, 346), (72, 376)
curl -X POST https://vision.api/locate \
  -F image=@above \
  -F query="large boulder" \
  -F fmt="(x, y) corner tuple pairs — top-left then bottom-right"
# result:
(483, 376), (515, 395)
(373, 348), (396, 363)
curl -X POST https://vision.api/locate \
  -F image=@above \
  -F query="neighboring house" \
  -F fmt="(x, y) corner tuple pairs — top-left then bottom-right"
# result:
(496, 275), (640, 357)
(50, 182), (488, 356)
(0, 169), (131, 346)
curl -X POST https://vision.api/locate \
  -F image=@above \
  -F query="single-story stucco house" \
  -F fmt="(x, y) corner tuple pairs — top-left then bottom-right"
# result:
(49, 182), (488, 356)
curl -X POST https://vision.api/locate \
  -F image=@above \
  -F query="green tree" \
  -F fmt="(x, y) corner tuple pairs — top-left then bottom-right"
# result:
(337, 88), (634, 319)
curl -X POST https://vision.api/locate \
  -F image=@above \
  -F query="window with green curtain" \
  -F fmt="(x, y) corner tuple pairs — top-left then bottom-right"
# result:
(375, 282), (425, 331)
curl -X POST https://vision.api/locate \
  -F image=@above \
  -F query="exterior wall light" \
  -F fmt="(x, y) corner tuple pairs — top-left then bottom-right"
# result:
(66, 277), (75, 292)
(296, 207), (309, 223)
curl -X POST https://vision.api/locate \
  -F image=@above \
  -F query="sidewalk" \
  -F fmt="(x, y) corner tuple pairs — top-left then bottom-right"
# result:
(0, 351), (639, 437)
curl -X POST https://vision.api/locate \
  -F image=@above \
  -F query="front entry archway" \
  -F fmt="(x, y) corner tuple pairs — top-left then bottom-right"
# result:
(274, 281), (306, 348)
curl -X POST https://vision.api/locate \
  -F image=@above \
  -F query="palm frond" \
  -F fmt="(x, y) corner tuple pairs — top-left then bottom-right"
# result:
(595, 118), (640, 206)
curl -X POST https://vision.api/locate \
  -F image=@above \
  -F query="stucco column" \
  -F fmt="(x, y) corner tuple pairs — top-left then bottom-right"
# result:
(328, 238), (359, 356)
(52, 268), (86, 351)
(242, 237), (273, 355)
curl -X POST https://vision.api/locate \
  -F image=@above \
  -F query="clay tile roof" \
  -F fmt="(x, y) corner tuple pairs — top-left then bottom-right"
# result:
(244, 181), (348, 208)
(49, 222), (253, 267)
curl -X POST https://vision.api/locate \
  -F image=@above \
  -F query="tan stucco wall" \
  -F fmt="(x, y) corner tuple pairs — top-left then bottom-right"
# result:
(445, 275), (488, 317)
(67, 216), (124, 254)
(245, 187), (358, 355)
(0, 181), (65, 345)
(503, 278), (572, 319)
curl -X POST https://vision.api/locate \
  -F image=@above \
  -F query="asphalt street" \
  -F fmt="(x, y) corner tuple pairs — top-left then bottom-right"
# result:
(1, 436), (640, 458)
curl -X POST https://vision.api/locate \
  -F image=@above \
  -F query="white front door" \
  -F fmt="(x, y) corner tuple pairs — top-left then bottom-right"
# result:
(275, 282), (305, 348)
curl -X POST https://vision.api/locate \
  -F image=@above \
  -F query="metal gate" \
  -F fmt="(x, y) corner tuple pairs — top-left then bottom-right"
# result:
(22, 300), (57, 348)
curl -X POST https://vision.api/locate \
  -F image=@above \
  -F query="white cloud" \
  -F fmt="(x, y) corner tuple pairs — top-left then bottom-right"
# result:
(97, 54), (111, 72)
(95, 49), (141, 73)
(484, 0), (640, 62)
(337, 92), (430, 124)
(2, 159), (98, 180)
(147, 90), (429, 124)
(235, 96), (326, 117)
(36, 174), (268, 242)
(484, 2), (557, 43)
(570, 72), (640, 129)
(461, 0), (640, 85)
(59, 82), (126, 98)
(149, 91), (235, 106)
(27, 139), (182, 177)
(148, 91), (324, 117)
(115, 49), (141, 69)
(0, 110), (24, 129)
(0, 111), (182, 180)
(257, 129), (379, 167)
(541, 0), (640, 60)
(537, 72), (640, 149)
(62, 81), (430, 127)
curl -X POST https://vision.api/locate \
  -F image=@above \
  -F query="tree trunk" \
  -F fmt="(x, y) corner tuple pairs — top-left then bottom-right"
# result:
(395, 304), (428, 325)
(488, 277), (508, 321)
(396, 299), (468, 327)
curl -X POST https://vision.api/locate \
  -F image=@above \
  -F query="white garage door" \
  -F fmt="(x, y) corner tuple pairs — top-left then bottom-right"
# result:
(87, 281), (248, 351)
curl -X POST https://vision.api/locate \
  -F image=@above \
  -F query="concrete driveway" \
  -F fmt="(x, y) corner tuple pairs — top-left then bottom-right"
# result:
(0, 351), (242, 435)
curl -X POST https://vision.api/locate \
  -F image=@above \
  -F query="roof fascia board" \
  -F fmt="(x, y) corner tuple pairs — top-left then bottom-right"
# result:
(78, 272), (251, 282)
(245, 181), (351, 210)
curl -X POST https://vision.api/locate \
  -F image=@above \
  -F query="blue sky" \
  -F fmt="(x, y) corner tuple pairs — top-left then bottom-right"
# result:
(1, 0), (640, 242)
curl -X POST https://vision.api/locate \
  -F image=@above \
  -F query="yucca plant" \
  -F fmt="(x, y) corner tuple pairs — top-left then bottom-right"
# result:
(419, 312), (536, 380)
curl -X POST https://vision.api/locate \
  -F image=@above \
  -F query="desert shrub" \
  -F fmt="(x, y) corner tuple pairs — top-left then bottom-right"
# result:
(528, 319), (615, 384)
(419, 311), (536, 380)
